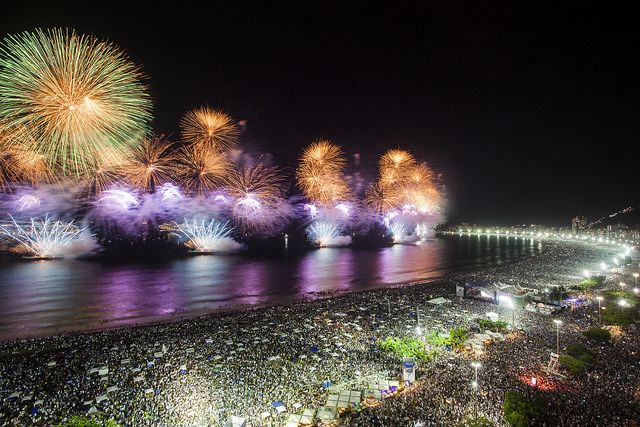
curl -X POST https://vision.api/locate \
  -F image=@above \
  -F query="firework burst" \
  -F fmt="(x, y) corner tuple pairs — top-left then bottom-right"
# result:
(379, 149), (416, 188)
(389, 222), (407, 243)
(0, 135), (18, 191)
(0, 215), (88, 258)
(365, 182), (402, 214)
(171, 217), (235, 253)
(177, 146), (231, 195)
(98, 188), (140, 211)
(0, 28), (151, 178)
(124, 135), (177, 192)
(225, 161), (286, 233)
(296, 139), (350, 205)
(306, 222), (341, 247)
(180, 107), (238, 151)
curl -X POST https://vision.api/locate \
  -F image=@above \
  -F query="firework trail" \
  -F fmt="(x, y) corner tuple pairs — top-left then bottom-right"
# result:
(124, 135), (177, 193)
(171, 217), (240, 253)
(0, 215), (94, 258)
(0, 28), (151, 178)
(180, 107), (239, 151)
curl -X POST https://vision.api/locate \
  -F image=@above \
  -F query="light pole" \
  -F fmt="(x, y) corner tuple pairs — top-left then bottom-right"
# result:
(471, 362), (481, 421)
(553, 319), (562, 355)
(596, 296), (603, 323)
(619, 282), (626, 292)
(633, 273), (638, 288)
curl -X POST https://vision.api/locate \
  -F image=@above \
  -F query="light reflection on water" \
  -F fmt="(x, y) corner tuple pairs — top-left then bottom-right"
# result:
(0, 235), (541, 339)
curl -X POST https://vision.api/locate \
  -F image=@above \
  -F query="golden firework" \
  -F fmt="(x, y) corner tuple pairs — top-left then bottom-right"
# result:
(0, 28), (152, 178)
(0, 129), (18, 190)
(365, 182), (402, 213)
(179, 106), (239, 151)
(378, 149), (416, 188)
(177, 145), (230, 195)
(124, 135), (177, 192)
(11, 146), (54, 186)
(296, 139), (350, 205)
(225, 161), (286, 232)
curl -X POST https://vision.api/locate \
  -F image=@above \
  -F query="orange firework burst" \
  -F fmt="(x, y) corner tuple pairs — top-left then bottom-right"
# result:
(124, 135), (177, 192)
(296, 139), (350, 205)
(0, 130), (18, 190)
(379, 149), (416, 188)
(0, 28), (152, 178)
(225, 161), (286, 232)
(365, 182), (402, 214)
(82, 163), (122, 195)
(0, 126), (54, 186)
(180, 106), (239, 151)
(11, 146), (54, 186)
(408, 163), (435, 186)
(177, 145), (230, 195)
(368, 149), (442, 215)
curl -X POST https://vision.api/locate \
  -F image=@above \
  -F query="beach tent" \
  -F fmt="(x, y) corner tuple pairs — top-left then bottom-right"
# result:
(223, 416), (246, 427)
(428, 297), (452, 306)
(272, 400), (286, 413)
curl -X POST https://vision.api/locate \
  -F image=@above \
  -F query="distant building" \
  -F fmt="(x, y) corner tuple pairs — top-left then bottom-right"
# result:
(571, 216), (587, 233)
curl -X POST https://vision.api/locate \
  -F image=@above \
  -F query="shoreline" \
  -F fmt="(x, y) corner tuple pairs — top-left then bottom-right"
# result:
(0, 235), (549, 343)
(0, 237), (571, 346)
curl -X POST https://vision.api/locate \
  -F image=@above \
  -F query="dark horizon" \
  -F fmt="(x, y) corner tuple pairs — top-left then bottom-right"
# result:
(2, 2), (638, 227)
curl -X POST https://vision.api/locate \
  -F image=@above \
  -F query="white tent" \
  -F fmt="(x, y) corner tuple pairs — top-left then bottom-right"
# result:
(223, 416), (247, 427)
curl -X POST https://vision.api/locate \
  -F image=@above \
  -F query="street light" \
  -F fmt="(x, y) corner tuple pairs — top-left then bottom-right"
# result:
(619, 282), (626, 291)
(470, 362), (481, 421)
(633, 273), (638, 287)
(618, 299), (628, 307)
(596, 296), (603, 323)
(553, 319), (562, 355)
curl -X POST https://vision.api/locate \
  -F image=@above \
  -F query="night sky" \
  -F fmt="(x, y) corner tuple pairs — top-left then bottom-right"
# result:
(2, 2), (638, 226)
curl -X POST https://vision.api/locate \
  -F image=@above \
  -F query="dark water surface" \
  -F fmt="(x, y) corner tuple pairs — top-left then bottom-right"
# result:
(0, 235), (543, 339)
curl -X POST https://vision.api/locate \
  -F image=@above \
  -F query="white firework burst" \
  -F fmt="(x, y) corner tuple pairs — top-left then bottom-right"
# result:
(0, 215), (88, 258)
(172, 217), (234, 253)
(306, 222), (341, 247)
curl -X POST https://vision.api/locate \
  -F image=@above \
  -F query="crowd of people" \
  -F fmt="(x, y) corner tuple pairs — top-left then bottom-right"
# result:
(0, 239), (638, 426)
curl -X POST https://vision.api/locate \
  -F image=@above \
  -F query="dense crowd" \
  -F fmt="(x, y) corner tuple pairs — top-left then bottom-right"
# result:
(0, 239), (638, 426)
